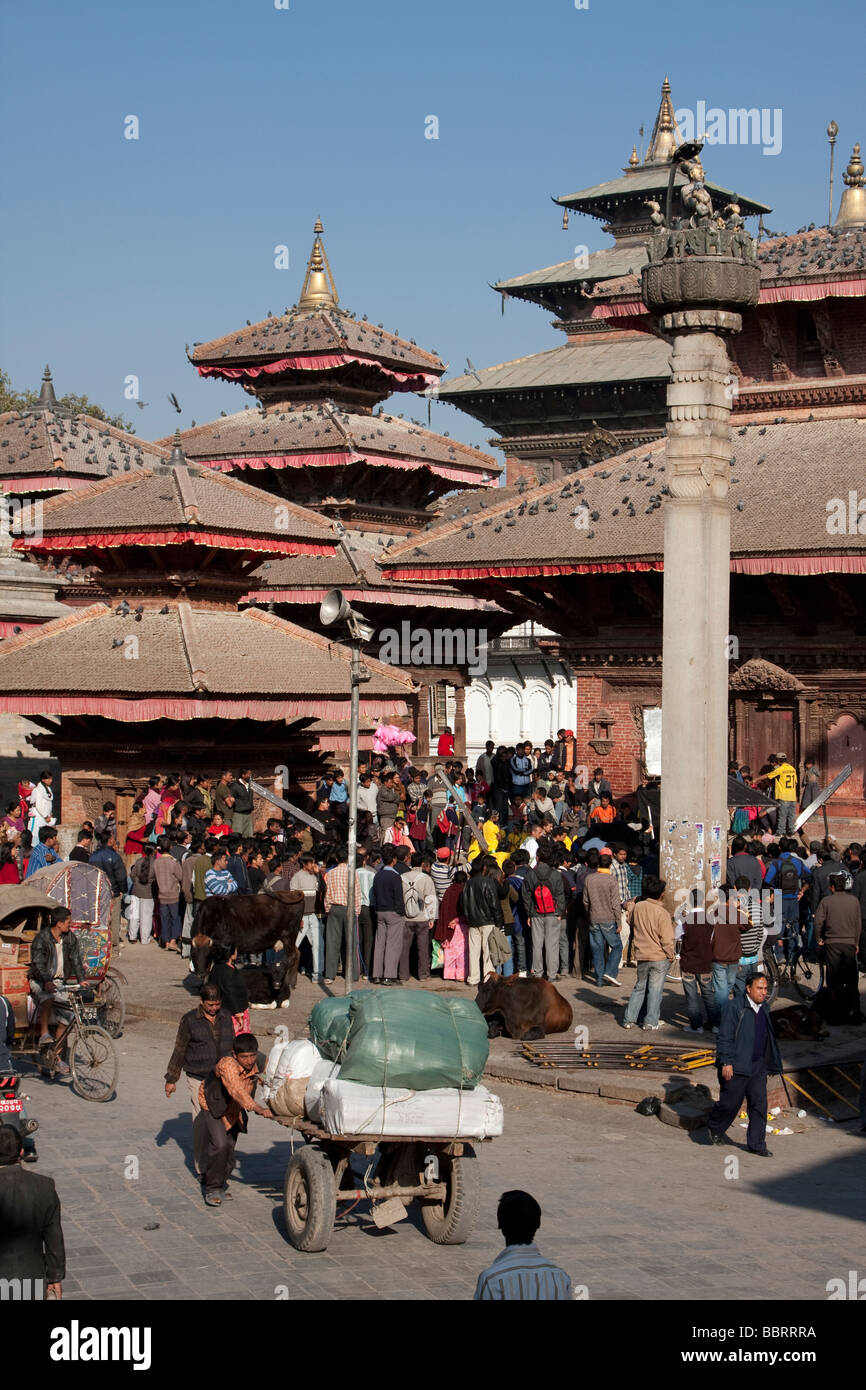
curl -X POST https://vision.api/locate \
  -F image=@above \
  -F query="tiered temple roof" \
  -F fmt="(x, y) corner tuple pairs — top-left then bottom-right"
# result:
(439, 84), (865, 474)
(172, 221), (499, 528)
(0, 439), (416, 729)
(0, 368), (165, 499)
(381, 416), (866, 589)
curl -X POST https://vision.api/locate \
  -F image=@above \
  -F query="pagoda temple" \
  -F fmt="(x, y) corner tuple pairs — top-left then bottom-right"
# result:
(176, 221), (499, 531)
(438, 78), (773, 481)
(382, 114), (866, 836)
(0, 366), (167, 795)
(0, 438), (418, 833)
(161, 221), (511, 755)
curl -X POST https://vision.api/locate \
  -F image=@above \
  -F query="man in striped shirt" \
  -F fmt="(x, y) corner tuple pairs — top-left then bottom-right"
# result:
(204, 847), (238, 897)
(474, 1190), (572, 1300)
(731, 877), (766, 998)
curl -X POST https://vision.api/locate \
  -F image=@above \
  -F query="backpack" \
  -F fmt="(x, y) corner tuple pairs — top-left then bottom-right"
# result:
(777, 858), (801, 895)
(403, 874), (422, 919)
(532, 876), (557, 914)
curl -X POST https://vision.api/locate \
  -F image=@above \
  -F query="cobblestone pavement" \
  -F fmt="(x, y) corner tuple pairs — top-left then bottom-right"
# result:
(17, 1018), (866, 1302)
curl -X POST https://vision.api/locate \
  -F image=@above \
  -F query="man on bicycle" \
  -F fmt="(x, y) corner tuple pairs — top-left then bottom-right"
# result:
(28, 906), (85, 1074)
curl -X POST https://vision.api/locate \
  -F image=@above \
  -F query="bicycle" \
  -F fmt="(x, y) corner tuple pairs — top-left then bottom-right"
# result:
(761, 939), (824, 1005)
(94, 966), (126, 1038)
(30, 983), (118, 1102)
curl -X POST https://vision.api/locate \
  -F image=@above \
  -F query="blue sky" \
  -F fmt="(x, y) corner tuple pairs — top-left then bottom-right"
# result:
(1, 0), (861, 457)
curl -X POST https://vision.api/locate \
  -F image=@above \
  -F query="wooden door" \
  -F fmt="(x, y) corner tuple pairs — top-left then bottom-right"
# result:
(736, 701), (797, 778)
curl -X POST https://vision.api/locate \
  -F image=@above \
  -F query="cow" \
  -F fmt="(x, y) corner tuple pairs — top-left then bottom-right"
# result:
(474, 973), (573, 1041)
(191, 890), (304, 989)
(239, 956), (294, 1010)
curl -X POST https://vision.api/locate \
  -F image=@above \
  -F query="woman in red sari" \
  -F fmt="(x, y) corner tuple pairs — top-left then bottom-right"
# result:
(435, 870), (469, 981)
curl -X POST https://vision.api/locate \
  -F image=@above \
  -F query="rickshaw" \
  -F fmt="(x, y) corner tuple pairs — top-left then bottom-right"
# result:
(27, 860), (126, 1037)
(0, 883), (118, 1102)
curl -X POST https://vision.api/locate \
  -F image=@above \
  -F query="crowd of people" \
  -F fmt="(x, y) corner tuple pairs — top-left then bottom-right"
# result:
(2, 752), (864, 1015)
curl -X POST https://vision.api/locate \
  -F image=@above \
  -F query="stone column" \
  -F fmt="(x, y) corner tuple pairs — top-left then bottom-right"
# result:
(643, 216), (760, 910)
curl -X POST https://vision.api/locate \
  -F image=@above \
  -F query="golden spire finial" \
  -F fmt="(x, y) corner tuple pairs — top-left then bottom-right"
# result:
(645, 75), (682, 165)
(835, 143), (866, 228)
(298, 218), (339, 310)
(629, 143), (640, 168)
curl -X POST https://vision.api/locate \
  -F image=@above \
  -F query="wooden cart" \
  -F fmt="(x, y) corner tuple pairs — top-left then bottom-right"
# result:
(274, 1114), (488, 1253)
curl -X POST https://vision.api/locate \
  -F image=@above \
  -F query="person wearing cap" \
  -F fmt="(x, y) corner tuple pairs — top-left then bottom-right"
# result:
(760, 753), (798, 837)
(582, 849), (623, 986)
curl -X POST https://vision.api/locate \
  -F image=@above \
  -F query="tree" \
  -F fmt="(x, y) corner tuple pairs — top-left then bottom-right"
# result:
(0, 369), (136, 433)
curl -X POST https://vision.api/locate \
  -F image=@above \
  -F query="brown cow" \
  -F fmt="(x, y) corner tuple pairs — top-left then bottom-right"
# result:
(475, 973), (573, 1041)
(191, 890), (304, 987)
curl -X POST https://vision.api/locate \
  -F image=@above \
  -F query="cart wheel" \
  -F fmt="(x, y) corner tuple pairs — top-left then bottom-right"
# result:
(420, 1145), (481, 1245)
(96, 974), (125, 1038)
(69, 1026), (118, 1102)
(283, 1143), (336, 1252)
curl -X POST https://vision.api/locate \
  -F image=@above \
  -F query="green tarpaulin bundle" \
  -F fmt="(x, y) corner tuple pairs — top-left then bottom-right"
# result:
(309, 988), (489, 1091)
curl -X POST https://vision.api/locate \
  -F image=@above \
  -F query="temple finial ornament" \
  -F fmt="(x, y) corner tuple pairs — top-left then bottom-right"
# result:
(835, 143), (866, 228)
(169, 429), (186, 466)
(298, 218), (340, 311)
(36, 365), (57, 410)
(645, 76), (682, 165)
(629, 144), (640, 168)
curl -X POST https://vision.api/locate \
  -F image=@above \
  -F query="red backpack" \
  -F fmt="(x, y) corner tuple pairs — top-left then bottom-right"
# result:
(532, 880), (557, 914)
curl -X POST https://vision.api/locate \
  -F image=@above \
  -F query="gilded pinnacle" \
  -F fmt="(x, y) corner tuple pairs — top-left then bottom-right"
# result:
(835, 143), (866, 228)
(298, 219), (339, 310)
(644, 76), (682, 165)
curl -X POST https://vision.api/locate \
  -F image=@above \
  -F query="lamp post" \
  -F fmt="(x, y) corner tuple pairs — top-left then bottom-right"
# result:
(319, 589), (374, 994)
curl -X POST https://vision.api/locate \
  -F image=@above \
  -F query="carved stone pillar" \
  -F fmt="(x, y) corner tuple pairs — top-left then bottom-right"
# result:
(642, 189), (760, 909)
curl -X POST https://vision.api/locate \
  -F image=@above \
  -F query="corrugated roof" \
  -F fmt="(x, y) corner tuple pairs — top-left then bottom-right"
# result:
(440, 334), (669, 396)
(381, 418), (866, 572)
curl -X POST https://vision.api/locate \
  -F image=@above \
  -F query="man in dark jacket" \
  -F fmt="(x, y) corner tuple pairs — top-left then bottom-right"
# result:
(707, 973), (783, 1156)
(460, 857), (504, 986)
(164, 983), (234, 1177)
(491, 750), (514, 823)
(229, 770), (254, 837)
(370, 846), (406, 984)
(89, 831), (127, 947)
(0, 1124), (65, 1297)
(29, 906), (86, 1059)
(521, 843), (567, 983)
(815, 874), (862, 1020)
(725, 835), (764, 892)
(376, 775), (401, 841)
